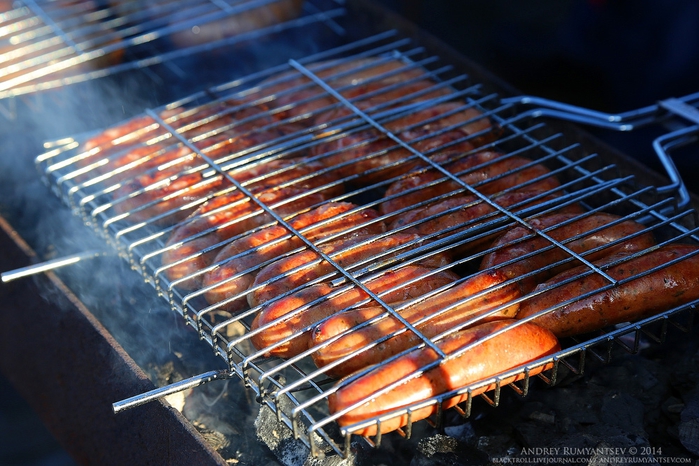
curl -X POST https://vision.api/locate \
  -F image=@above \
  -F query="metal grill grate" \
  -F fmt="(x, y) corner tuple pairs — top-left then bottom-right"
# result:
(0, 0), (346, 118)
(34, 30), (699, 457)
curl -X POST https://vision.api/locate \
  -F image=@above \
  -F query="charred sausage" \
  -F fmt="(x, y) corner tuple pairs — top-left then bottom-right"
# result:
(248, 233), (453, 308)
(517, 244), (699, 338)
(391, 191), (584, 257)
(260, 57), (451, 122)
(480, 213), (656, 294)
(310, 269), (520, 378)
(310, 103), (491, 185)
(201, 203), (387, 311)
(328, 319), (560, 436)
(380, 152), (560, 216)
(250, 265), (461, 358)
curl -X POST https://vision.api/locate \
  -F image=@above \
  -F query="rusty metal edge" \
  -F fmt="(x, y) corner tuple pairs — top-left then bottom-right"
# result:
(0, 214), (228, 466)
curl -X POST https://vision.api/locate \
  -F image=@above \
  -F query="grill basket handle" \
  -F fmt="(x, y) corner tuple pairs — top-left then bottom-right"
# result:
(502, 94), (698, 210)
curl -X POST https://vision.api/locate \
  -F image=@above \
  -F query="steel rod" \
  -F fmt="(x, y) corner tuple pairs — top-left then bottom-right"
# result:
(1, 249), (109, 283)
(112, 369), (232, 414)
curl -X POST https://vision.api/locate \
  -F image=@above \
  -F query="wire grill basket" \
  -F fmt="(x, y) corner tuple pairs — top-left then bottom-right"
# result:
(33, 30), (699, 457)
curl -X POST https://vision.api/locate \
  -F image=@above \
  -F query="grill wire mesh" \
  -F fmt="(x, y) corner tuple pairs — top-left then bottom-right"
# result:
(35, 30), (699, 457)
(0, 0), (345, 118)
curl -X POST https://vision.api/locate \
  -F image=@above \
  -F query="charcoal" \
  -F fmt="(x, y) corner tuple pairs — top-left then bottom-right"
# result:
(443, 422), (476, 444)
(474, 434), (519, 462)
(681, 387), (699, 422)
(410, 447), (486, 466)
(678, 418), (699, 456)
(599, 392), (645, 436)
(255, 403), (309, 466)
(514, 421), (566, 448)
(585, 440), (658, 466)
(254, 395), (349, 466)
(527, 411), (555, 424)
(661, 397), (685, 417)
(417, 434), (458, 457)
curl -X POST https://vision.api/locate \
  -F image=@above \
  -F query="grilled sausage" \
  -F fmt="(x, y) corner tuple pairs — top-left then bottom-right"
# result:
(517, 244), (699, 338)
(310, 102), (491, 185)
(391, 191), (583, 257)
(248, 233), (453, 308)
(328, 319), (560, 436)
(201, 203), (387, 311)
(169, 0), (304, 47)
(81, 57), (444, 175)
(160, 160), (341, 289)
(250, 265), (461, 358)
(380, 152), (560, 216)
(81, 103), (270, 163)
(260, 57), (451, 122)
(480, 213), (656, 294)
(110, 126), (311, 224)
(160, 187), (329, 289)
(310, 269), (520, 378)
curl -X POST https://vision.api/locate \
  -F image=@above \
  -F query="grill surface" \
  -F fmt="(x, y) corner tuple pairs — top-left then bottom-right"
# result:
(32, 27), (699, 458)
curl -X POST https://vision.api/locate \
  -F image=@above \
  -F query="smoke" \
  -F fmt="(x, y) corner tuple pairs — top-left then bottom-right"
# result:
(0, 6), (349, 463)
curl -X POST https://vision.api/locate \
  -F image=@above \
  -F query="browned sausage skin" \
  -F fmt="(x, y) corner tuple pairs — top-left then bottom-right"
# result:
(160, 186), (330, 290)
(250, 266), (461, 358)
(248, 233), (453, 309)
(310, 102), (490, 185)
(310, 213), (653, 378)
(200, 203), (386, 311)
(328, 319), (560, 437)
(110, 125), (316, 225)
(310, 269), (520, 378)
(80, 103), (271, 168)
(389, 191), (584, 258)
(159, 160), (342, 289)
(79, 56), (459, 201)
(480, 212), (656, 294)
(380, 152), (560, 216)
(517, 244), (699, 338)
(260, 57), (452, 123)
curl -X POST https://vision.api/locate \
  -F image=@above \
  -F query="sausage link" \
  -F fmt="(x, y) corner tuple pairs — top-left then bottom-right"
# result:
(264, 58), (447, 122)
(380, 152), (560, 216)
(160, 160), (342, 289)
(480, 213), (656, 294)
(248, 233), (453, 308)
(250, 265), (461, 358)
(328, 319), (560, 436)
(517, 244), (699, 338)
(310, 103), (490, 185)
(310, 269), (520, 378)
(201, 203), (387, 311)
(111, 128), (311, 224)
(391, 191), (584, 257)
(161, 187), (330, 289)
(81, 103), (270, 167)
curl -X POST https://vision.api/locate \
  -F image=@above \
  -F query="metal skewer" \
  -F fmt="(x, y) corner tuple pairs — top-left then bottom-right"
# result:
(1, 249), (110, 283)
(113, 369), (233, 414)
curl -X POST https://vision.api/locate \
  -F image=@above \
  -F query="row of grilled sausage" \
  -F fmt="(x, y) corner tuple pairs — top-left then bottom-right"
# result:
(73, 57), (699, 438)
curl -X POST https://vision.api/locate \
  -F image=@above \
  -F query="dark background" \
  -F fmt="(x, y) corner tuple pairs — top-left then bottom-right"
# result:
(377, 0), (699, 193)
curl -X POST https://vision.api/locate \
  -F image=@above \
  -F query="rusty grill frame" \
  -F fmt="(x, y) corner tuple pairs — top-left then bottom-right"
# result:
(33, 29), (699, 457)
